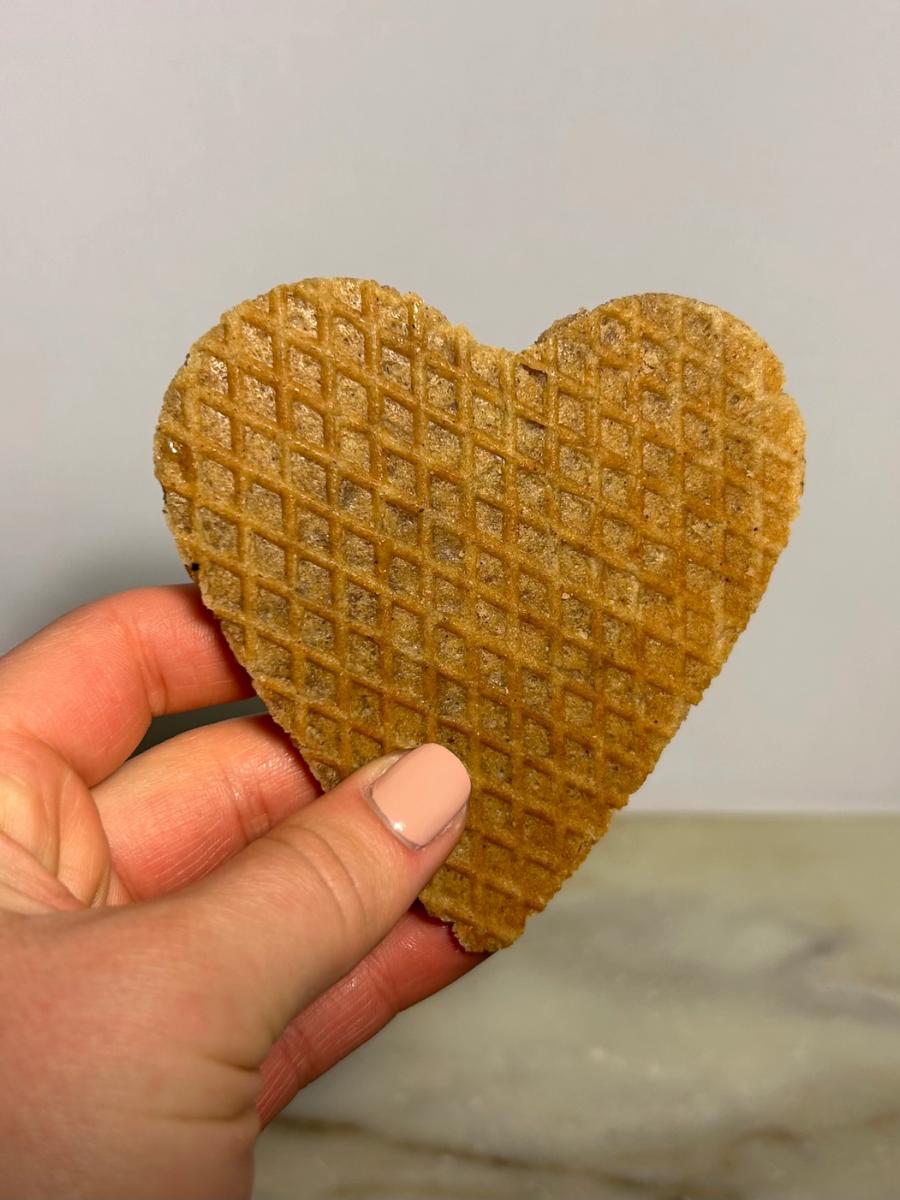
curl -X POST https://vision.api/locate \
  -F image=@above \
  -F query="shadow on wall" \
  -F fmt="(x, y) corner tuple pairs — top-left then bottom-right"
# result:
(131, 695), (268, 755)
(5, 539), (268, 754)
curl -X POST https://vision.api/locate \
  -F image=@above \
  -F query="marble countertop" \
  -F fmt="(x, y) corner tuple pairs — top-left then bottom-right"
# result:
(253, 814), (900, 1200)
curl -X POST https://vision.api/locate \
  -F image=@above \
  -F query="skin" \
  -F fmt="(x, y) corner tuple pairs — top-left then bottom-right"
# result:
(0, 585), (482, 1199)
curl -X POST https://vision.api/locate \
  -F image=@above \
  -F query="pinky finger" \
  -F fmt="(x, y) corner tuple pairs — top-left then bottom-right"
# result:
(256, 905), (485, 1125)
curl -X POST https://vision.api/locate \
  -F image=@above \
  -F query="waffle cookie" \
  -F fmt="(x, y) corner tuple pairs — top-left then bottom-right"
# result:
(154, 280), (804, 951)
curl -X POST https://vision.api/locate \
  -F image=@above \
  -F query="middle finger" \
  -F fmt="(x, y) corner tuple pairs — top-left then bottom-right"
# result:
(93, 715), (319, 902)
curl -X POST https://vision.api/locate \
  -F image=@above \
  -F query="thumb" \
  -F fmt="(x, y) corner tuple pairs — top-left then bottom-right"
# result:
(165, 743), (470, 1044)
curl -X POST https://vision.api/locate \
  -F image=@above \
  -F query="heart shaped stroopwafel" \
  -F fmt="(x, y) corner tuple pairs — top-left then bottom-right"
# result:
(154, 279), (804, 951)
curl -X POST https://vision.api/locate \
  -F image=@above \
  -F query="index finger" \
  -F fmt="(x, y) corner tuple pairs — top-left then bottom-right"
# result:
(0, 585), (253, 786)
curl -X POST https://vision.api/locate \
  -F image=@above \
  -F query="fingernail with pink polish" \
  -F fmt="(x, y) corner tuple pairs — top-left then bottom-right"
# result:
(368, 744), (470, 849)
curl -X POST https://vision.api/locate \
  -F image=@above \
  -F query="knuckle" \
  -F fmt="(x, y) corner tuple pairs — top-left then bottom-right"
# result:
(265, 823), (371, 952)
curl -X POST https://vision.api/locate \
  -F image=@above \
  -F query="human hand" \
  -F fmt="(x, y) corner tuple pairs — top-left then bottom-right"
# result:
(0, 586), (478, 1199)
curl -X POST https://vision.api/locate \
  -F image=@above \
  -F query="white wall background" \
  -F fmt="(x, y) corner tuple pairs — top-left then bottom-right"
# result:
(1, 0), (898, 810)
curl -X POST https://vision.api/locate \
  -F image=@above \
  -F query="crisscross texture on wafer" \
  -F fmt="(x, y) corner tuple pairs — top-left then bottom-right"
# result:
(155, 280), (804, 950)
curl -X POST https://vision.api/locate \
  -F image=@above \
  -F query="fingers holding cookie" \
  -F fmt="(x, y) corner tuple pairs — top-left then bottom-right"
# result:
(0, 585), (254, 786)
(94, 713), (318, 902)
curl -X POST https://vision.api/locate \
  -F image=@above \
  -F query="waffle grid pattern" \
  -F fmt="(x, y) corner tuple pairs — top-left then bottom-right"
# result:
(154, 279), (804, 951)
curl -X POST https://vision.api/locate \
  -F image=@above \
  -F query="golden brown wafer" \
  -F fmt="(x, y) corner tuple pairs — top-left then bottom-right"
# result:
(154, 280), (804, 951)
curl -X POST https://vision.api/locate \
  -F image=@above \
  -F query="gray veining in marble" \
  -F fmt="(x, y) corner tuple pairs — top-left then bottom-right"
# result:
(254, 815), (900, 1199)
